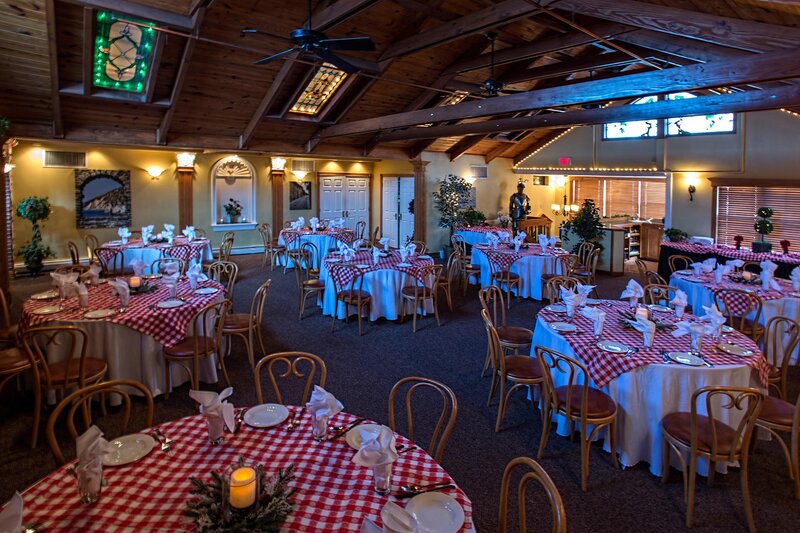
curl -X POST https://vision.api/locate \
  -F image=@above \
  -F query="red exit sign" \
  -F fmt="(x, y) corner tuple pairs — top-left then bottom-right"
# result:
(558, 157), (571, 166)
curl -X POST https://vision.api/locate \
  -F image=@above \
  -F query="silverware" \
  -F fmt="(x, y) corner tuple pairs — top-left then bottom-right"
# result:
(399, 481), (450, 493)
(398, 446), (418, 455)
(153, 428), (173, 452)
(234, 408), (248, 433)
(65, 465), (77, 478)
(286, 407), (305, 432)
(328, 417), (366, 440)
(396, 484), (455, 499)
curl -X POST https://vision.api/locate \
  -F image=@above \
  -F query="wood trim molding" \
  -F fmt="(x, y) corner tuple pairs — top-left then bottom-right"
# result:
(271, 170), (285, 231)
(707, 177), (800, 188)
(411, 159), (429, 245)
(177, 169), (193, 229)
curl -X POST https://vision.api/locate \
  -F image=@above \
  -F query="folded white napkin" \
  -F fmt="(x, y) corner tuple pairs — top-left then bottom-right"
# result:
(80, 263), (102, 285)
(580, 306), (606, 337)
(189, 387), (236, 441)
(76, 425), (113, 501)
(670, 289), (688, 318)
(182, 225), (195, 241)
(372, 246), (381, 265)
(163, 224), (175, 245)
(538, 234), (548, 250)
(405, 243), (417, 257)
(486, 233), (500, 249)
(576, 282), (594, 306)
(760, 260), (781, 291)
(672, 320), (708, 351)
(63, 280), (80, 300)
(380, 500), (417, 533)
(702, 303), (727, 336)
(118, 226), (131, 245)
(290, 217), (306, 231)
(51, 271), (80, 298)
(701, 258), (717, 272)
(310, 217), (319, 232)
(186, 263), (208, 290)
(714, 264), (731, 284)
(620, 279), (644, 307)
(352, 425), (398, 468)
(163, 273), (179, 299)
(513, 231), (527, 252)
(560, 287), (579, 317)
(142, 224), (154, 243)
(0, 493), (23, 533)
(498, 231), (511, 244)
(630, 315), (656, 348)
(379, 237), (390, 251)
(160, 261), (180, 276)
(792, 266), (800, 292)
(548, 235), (558, 248)
(306, 385), (343, 423)
(398, 246), (409, 263)
(690, 262), (704, 276)
(351, 239), (366, 249)
(108, 278), (130, 307)
(726, 259), (744, 269)
(77, 283), (89, 309)
(129, 258), (146, 276)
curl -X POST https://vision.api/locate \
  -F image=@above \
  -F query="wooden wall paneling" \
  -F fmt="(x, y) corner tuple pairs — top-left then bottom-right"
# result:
(45, 0), (63, 137)
(177, 169), (193, 229)
(271, 170), (285, 232)
(411, 159), (428, 246)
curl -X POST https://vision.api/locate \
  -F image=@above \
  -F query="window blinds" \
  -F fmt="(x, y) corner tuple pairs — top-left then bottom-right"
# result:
(716, 186), (800, 244)
(571, 178), (666, 219)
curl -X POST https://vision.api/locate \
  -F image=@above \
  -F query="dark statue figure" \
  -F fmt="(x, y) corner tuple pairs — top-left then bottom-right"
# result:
(508, 182), (531, 235)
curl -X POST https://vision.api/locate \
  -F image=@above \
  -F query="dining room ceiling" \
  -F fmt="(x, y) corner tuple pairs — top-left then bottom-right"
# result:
(2, 0), (800, 164)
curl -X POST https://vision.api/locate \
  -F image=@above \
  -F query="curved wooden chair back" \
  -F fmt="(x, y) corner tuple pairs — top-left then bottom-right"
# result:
(576, 241), (595, 267)
(54, 265), (88, 275)
(535, 346), (593, 426)
(249, 278), (271, 327)
(0, 289), (11, 332)
(355, 220), (367, 240)
(644, 283), (678, 305)
(67, 241), (81, 265)
(668, 254), (692, 273)
(254, 351), (326, 405)
(371, 226), (380, 243)
(21, 325), (91, 394)
(713, 288), (763, 330)
(222, 231), (235, 241)
(189, 299), (230, 356)
(646, 270), (667, 286)
(84, 234), (99, 260)
(451, 233), (467, 256)
(219, 237), (234, 262)
(481, 309), (504, 375)
(258, 223), (273, 248)
(635, 258), (649, 286)
(151, 257), (186, 276)
(584, 248), (601, 276)
(444, 251), (461, 284)
(300, 241), (320, 272)
(206, 260), (239, 301)
(410, 241), (427, 255)
(97, 248), (124, 276)
(388, 376), (458, 463)
(689, 386), (764, 462)
(412, 264), (442, 292)
(545, 276), (578, 304)
(763, 316), (800, 399)
(479, 285), (507, 327)
(194, 228), (207, 238)
(498, 456), (567, 533)
(46, 380), (153, 465)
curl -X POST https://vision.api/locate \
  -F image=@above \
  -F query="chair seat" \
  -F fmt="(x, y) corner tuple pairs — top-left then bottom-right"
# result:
(223, 313), (254, 331)
(662, 412), (739, 455)
(164, 337), (218, 357)
(337, 290), (371, 303)
(0, 347), (30, 373)
(0, 324), (19, 341)
(401, 285), (434, 298)
(497, 326), (533, 346)
(47, 358), (107, 385)
(504, 355), (542, 380)
(491, 271), (520, 281)
(572, 270), (591, 278)
(758, 395), (794, 427)
(464, 264), (481, 272)
(303, 279), (326, 288)
(554, 385), (617, 419)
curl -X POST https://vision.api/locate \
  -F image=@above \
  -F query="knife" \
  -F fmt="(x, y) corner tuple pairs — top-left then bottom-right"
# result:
(328, 417), (366, 440)
(395, 484), (455, 499)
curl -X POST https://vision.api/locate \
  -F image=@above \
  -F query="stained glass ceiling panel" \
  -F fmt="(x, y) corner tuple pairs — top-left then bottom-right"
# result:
(93, 11), (156, 93)
(290, 64), (347, 116)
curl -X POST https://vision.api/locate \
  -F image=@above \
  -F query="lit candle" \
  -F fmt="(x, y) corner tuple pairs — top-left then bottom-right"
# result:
(229, 467), (256, 509)
(742, 271), (753, 281)
(129, 276), (141, 289)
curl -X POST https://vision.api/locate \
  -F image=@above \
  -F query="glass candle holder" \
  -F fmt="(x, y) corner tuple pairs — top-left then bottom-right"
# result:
(311, 414), (329, 441)
(373, 462), (392, 495)
(224, 465), (259, 511)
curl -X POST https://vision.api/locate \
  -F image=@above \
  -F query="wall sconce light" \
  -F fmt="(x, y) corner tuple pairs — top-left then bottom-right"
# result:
(465, 176), (477, 185)
(688, 184), (696, 201)
(3, 163), (14, 173)
(146, 166), (165, 180)
(176, 152), (196, 170)
(553, 175), (566, 188)
(271, 156), (287, 171)
(685, 173), (699, 202)
(293, 170), (308, 180)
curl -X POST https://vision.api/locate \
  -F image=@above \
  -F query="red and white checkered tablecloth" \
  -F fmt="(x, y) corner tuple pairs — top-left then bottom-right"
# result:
(536, 299), (769, 389)
(325, 250), (434, 288)
(455, 225), (511, 236)
(671, 271), (791, 316)
(20, 411), (473, 532)
(474, 243), (566, 272)
(98, 238), (210, 264)
(21, 277), (225, 348)
(662, 241), (800, 265)
(280, 229), (356, 247)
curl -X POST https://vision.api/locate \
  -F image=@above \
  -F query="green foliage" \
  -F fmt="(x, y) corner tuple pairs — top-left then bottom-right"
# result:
(0, 116), (8, 137)
(461, 207), (486, 226)
(432, 174), (472, 235)
(224, 198), (243, 217)
(756, 207), (773, 219)
(664, 227), (689, 242)
(15, 196), (54, 273)
(560, 199), (605, 252)
(754, 206), (774, 240)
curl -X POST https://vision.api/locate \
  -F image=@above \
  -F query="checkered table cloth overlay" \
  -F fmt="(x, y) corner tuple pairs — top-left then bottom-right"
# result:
(325, 250), (434, 288)
(662, 241), (800, 266)
(280, 229), (356, 247)
(474, 243), (566, 272)
(98, 238), (210, 264)
(672, 271), (792, 316)
(21, 278), (224, 348)
(536, 299), (769, 389)
(455, 225), (511, 236)
(21, 412), (473, 532)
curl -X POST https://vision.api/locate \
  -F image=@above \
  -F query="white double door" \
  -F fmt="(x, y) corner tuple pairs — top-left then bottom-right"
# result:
(382, 176), (415, 248)
(319, 175), (370, 232)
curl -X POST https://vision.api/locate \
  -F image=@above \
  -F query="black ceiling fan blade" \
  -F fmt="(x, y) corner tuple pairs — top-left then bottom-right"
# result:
(317, 36), (376, 52)
(313, 49), (360, 74)
(254, 47), (299, 65)
(240, 28), (294, 43)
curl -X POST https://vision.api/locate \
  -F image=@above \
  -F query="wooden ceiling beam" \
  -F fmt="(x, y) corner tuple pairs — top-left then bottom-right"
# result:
(82, 7), (93, 96)
(447, 135), (487, 161)
(615, 30), (747, 63)
(312, 0), (382, 31)
(500, 51), (635, 85)
(484, 142), (514, 163)
(63, 0), (194, 30)
(239, 54), (298, 149)
(317, 46), (800, 139)
(373, 85), (800, 142)
(45, 0), (63, 138)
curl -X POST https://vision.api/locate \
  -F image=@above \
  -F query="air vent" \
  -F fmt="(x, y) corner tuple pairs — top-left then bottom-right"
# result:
(43, 150), (87, 168)
(470, 164), (488, 179)
(291, 159), (315, 173)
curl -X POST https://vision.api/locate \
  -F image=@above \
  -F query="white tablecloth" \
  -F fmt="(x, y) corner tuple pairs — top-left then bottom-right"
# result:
(102, 243), (213, 271)
(531, 316), (761, 476)
(455, 228), (510, 246)
(471, 248), (562, 300)
(278, 233), (346, 268)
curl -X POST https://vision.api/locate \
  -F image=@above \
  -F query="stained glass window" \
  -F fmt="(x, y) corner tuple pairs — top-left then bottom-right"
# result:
(93, 11), (156, 93)
(290, 64), (347, 115)
(603, 96), (658, 139)
(665, 92), (735, 135)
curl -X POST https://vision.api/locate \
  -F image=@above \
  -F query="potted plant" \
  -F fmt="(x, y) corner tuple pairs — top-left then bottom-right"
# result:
(664, 227), (689, 242)
(497, 211), (511, 229)
(223, 198), (243, 224)
(433, 174), (472, 236)
(752, 206), (774, 253)
(461, 207), (486, 227)
(560, 199), (605, 253)
(15, 196), (54, 276)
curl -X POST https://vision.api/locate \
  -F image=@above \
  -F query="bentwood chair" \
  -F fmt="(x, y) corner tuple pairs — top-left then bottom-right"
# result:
(223, 279), (271, 368)
(644, 283), (678, 306)
(742, 261), (761, 274)
(661, 386), (764, 531)
(21, 325), (108, 448)
(151, 257), (186, 276)
(218, 236), (234, 263)
(258, 223), (286, 271)
(545, 276), (578, 305)
(206, 260), (239, 303)
(436, 251), (460, 311)
(54, 265), (88, 276)
(254, 351), (326, 405)
(668, 254), (693, 273)
(222, 231), (235, 242)
(96, 248), (124, 277)
(84, 234), (99, 262)
(490, 256), (522, 308)
(498, 457), (567, 533)
(282, 231), (304, 274)
(575, 241), (595, 270)
(400, 264), (442, 333)
(67, 241), (81, 265)
(755, 384), (800, 500)
(371, 226), (381, 244)
(355, 220), (367, 240)
(194, 228), (207, 239)
(484, 312), (543, 433)
(535, 345), (620, 492)
(479, 285), (533, 364)
(646, 270), (668, 286)
(46, 380), (153, 465)
(635, 258), (649, 286)
(295, 251), (326, 320)
(163, 299), (231, 399)
(456, 246), (482, 296)
(543, 254), (577, 288)
(713, 288), (764, 341)
(451, 233), (468, 257)
(571, 248), (600, 295)
(410, 240), (427, 255)
(300, 241), (321, 279)
(330, 264), (371, 336)
(0, 290), (17, 347)
(388, 376), (458, 463)
(762, 316), (800, 400)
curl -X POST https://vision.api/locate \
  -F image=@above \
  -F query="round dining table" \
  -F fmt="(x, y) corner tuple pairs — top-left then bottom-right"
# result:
(531, 299), (769, 476)
(21, 276), (225, 397)
(20, 411), (474, 532)
(454, 226), (511, 246)
(278, 228), (356, 268)
(97, 237), (213, 272)
(471, 243), (567, 301)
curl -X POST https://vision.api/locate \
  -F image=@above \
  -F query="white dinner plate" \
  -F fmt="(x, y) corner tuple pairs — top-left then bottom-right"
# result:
(355, 264), (371, 269)
(244, 403), (290, 428)
(717, 343), (754, 357)
(106, 240), (123, 246)
(30, 290), (58, 301)
(549, 322), (577, 333)
(156, 299), (184, 309)
(406, 492), (465, 533)
(103, 434), (155, 466)
(31, 305), (61, 316)
(84, 308), (116, 319)
(396, 262), (412, 267)
(194, 287), (218, 295)
(345, 423), (383, 450)
(722, 325), (735, 333)
(647, 304), (672, 313)
(675, 269), (693, 275)
(585, 298), (602, 306)
(545, 304), (566, 313)
(418, 255), (433, 260)
(667, 352), (705, 366)
(596, 340), (631, 354)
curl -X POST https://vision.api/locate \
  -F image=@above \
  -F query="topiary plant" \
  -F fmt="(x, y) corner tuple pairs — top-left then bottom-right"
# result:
(752, 206), (774, 253)
(664, 227), (689, 242)
(461, 207), (486, 227)
(16, 196), (54, 276)
(560, 199), (605, 252)
(432, 174), (472, 236)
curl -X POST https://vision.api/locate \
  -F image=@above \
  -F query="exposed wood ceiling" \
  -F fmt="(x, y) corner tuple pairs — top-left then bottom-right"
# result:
(1, 0), (800, 163)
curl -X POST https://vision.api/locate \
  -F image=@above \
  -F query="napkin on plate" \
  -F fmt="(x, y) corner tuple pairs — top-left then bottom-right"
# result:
(760, 260), (781, 291)
(117, 227), (131, 245)
(714, 263), (731, 284)
(560, 287), (579, 317)
(576, 282), (594, 306)
(726, 259), (744, 270)
(629, 315), (656, 348)
(379, 237), (390, 251)
(548, 235), (558, 248)
(580, 306), (606, 337)
(620, 279), (644, 307)
(380, 500), (418, 533)
(163, 274), (179, 299)
(672, 321), (707, 351)
(372, 246), (382, 265)
(670, 289), (688, 318)
(310, 217), (319, 232)
(189, 387), (236, 441)
(108, 278), (130, 307)
(76, 425), (113, 501)
(702, 303), (727, 336)
(80, 262), (102, 285)
(51, 271), (79, 299)
(182, 225), (195, 241)
(160, 261), (180, 276)
(486, 233), (500, 250)
(129, 258), (146, 277)
(689, 262), (704, 276)
(306, 385), (343, 424)
(792, 267), (800, 292)
(352, 425), (398, 468)
(142, 224), (154, 243)
(338, 242), (356, 261)
(513, 231), (527, 252)
(0, 492), (22, 533)
(701, 258), (717, 273)
(186, 263), (208, 290)
(163, 224), (175, 245)
(537, 234), (549, 250)
(77, 283), (89, 309)
(405, 243), (417, 258)
(498, 231), (511, 244)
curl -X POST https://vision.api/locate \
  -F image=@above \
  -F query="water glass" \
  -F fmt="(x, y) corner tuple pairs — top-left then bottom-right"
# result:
(312, 414), (329, 441)
(690, 332), (704, 354)
(206, 415), (225, 445)
(78, 467), (101, 504)
(373, 462), (393, 495)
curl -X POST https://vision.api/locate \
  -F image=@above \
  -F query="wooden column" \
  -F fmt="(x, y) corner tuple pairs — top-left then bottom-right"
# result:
(411, 159), (429, 246)
(0, 140), (11, 298)
(271, 170), (285, 232)
(177, 169), (194, 229)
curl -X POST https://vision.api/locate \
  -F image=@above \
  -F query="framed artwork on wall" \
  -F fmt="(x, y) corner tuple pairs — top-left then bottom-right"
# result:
(75, 169), (132, 228)
(289, 181), (312, 210)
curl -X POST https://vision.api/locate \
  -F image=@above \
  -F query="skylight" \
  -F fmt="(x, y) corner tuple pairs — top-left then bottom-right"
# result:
(290, 64), (347, 115)
(93, 11), (156, 93)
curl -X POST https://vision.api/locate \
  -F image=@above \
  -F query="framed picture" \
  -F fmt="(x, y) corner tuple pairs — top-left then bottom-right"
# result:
(75, 169), (132, 228)
(289, 181), (312, 210)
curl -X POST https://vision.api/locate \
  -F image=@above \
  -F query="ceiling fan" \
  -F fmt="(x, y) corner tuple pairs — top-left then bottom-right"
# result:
(241, 0), (376, 74)
(478, 32), (521, 97)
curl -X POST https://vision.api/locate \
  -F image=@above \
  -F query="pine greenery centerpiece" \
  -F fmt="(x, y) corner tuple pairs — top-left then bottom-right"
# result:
(433, 174), (472, 236)
(15, 196), (54, 276)
(752, 206), (773, 253)
(560, 199), (605, 253)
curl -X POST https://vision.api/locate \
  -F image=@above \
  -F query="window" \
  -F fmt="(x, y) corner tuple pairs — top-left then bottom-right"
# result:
(602, 96), (658, 139)
(716, 185), (800, 244)
(290, 64), (347, 115)
(572, 177), (666, 220)
(93, 11), (156, 93)
(211, 156), (256, 226)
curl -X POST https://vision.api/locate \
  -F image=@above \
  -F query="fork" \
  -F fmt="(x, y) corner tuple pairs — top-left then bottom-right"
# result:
(154, 428), (173, 451)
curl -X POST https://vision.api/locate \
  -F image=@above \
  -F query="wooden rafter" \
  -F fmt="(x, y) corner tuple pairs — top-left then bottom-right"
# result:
(616, 30), (749, 63)
(312, 0), (382, 30)
(500, 51), (635, 85)
(45, 0), (63, 138)
(82, 7), (93, 96)
(64, 0), (194, 30)
(447, 135), (486, 160)
(484, 141), (515, 163)
(239, 54), (299, 149)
